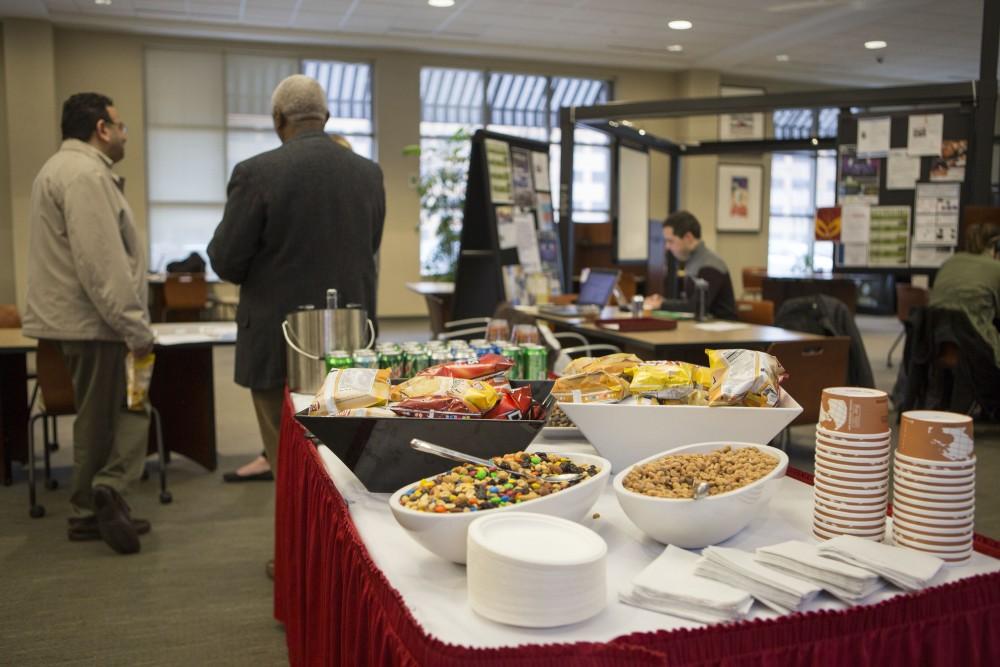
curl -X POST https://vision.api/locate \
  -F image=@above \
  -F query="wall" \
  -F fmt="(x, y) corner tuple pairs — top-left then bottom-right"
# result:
(0, 24), (677, 317)
(0, 29), (12, 304)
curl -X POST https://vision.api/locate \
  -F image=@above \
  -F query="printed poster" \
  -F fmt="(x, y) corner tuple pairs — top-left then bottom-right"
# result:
(909, 245), (954, 268)
(535, 191), (554, 231)
(907, 114), (944, 156)
(531, 151), (550, 192)
(886, 148), (921, 190)
(868, 206), (911, 267)
(495, 205), (517, 250)
(838, 145), (881, 204)
(842, 244), (868, 267)
(510, 147), (535, 208)
(841, 204), (871, 244)
(857, 117), (891, 157)
(815, 206), (842, 241)
(914, 182), (960, 247)
(929, 139), (967, 182)
(513, 209), (541, 273)
(485, 138), (513, 204)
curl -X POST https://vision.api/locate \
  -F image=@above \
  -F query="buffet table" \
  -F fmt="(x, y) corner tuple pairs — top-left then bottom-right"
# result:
(274, 393), (1000, 666)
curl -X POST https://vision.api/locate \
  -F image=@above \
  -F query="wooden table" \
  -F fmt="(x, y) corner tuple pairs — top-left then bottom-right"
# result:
(0, 323), (236, 484)
(406, 281), (454, 336)
(521, 307), (823, 363)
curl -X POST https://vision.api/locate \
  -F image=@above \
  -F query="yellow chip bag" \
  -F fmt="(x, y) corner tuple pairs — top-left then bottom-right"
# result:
(552, 371), (630, 403)
(629, 361), (694, 400)
(705, 349), (785, 407)
(391, 375), (498, 412)
(309, 368), (391, 416)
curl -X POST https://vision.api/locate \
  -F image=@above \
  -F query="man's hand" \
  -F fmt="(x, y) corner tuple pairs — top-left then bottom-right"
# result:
(132, 343), (154, 359)
(644, 293), (664, 310)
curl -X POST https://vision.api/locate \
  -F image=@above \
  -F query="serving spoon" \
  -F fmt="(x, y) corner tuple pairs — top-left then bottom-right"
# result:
(409, 438), (585, 484)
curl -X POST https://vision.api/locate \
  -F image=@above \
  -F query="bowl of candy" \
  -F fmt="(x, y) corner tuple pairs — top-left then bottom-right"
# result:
(389, 451), (611, 563)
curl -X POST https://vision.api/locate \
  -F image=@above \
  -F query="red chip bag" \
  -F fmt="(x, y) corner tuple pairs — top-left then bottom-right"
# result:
(389, 396), (481, 419)
(418, 353), (513, 381)
(483, 386), (533, 420)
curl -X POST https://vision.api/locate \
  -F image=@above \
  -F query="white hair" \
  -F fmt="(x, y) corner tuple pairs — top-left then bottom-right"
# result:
(271, 74), (328, 123)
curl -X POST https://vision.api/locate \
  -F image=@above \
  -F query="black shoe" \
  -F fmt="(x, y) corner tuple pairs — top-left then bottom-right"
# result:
(68, 515), (151, 542)
(92, 485), (141, 555)
(222, 470), (274, 483)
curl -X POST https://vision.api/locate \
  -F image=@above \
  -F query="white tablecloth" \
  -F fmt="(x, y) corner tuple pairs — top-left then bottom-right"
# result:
(300, 418), (1000, 650)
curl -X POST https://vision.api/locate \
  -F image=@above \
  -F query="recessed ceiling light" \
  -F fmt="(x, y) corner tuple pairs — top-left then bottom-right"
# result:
(428, 0), (455, 7)
(666, 44), (684, 53)
(667, 20), (693, 30)
(94, 0), (112, 5)
(638, 129), (647, 136)
(864, 40), (887, 50)
(776, 54), (790, 62)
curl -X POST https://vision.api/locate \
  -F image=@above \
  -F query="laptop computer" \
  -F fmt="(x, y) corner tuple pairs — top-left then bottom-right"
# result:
(538, 268), (620, 316)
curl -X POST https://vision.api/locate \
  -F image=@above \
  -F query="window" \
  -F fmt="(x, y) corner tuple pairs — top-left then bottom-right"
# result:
(418, 67), (611, 277)
(767, 150), (836, 275)
(145, 50), (374, 275)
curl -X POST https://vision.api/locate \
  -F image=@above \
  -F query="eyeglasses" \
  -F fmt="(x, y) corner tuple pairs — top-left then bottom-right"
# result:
(102, 118), (127, 134)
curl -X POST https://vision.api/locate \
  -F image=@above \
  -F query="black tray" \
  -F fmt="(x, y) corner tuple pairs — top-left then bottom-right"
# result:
(296, 380), (552, 492)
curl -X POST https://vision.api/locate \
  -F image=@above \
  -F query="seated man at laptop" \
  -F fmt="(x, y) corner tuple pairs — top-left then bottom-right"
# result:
(644, 210), (737, 320)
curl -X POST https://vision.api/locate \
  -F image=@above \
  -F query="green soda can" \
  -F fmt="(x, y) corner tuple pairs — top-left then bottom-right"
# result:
(408, 349), (432, 375)
(324, 349), (353, 373)
(352, 349), (379, 369)
(522, 343), (548, 380)
(504, 345), (523, 380)
(378, 345), (403, 378)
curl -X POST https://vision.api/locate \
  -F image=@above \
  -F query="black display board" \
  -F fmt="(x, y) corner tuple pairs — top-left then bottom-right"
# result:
(451, 130), (557, 321)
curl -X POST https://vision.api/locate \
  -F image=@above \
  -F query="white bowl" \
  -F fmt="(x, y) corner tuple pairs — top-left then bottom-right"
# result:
(613, 441), (788, 548)
(559, 393), (802, 472)
(389, 452), (610, 564)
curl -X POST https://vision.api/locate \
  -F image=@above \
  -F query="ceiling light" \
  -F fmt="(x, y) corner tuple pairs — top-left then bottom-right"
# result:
(864, 40), (887, 50)
(666, 44), (684, 53)
(428, 0), (455, 7)
(811, 137), (819, 145)
(94, 0), (112, 5)
(638, 129), (647, 136)
(776, 54), (790, 62)
(667, 20), (693, 30)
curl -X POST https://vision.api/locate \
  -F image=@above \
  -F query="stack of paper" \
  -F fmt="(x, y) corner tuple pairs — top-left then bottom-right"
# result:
(755, 541), (884, 603)
(817, 535), (944, 591)
(695, 546), (821, 614)
(619, 546), (753, 624)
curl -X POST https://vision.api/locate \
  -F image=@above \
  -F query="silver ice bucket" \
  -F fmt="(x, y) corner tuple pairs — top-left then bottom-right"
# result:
(282, 307), (375, 394)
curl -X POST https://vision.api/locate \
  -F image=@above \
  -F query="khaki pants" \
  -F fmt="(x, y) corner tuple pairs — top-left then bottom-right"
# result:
(60, 340), (149, 516)
(251, 387), (284, 475)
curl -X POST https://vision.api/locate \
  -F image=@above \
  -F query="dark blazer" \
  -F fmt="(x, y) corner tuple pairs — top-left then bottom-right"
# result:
(208, 130), (385, 390)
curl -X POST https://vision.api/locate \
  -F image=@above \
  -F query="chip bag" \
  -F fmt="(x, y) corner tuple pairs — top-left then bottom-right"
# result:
(309, 368), (391, 416)
(705, 349), (785, 407)
(126, 352), (155, 411)
(391, 375), (499, 413)
(552, 370), (630, 403)
(628, 361), (694, 400)
(418, 353), (513, 382)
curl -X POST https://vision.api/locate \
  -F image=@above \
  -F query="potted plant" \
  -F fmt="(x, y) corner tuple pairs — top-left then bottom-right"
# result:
(403, 128), (471, 281)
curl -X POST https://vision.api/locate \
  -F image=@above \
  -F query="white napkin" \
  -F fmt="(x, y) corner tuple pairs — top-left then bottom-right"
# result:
(817, 535), (944, 591)
(755, 541), (884, 604)
(619, 546), (753, 624)
(696, 546), (821, 614)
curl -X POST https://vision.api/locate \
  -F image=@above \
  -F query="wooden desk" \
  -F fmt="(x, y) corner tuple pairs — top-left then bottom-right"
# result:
(0, 323), (235, 483)
(521, 307), (823, 363)
(406, 281), (455, 336)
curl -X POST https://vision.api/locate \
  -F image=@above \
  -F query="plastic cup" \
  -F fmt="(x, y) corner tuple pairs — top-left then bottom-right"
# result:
(898, 410), (974, 462)
(818, 387), (890, 435)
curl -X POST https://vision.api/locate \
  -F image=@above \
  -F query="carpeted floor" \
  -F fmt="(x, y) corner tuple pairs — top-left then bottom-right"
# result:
(1, 315), (997, 665)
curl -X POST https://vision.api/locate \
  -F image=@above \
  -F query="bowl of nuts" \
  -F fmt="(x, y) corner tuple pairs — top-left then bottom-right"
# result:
(389, 451), (611, 563)
(613, 442), (788, 548)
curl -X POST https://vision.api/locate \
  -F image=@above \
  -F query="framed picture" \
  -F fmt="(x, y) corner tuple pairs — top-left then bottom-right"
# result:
(716, 164), (763, 232)
(718, 86), (765, 141)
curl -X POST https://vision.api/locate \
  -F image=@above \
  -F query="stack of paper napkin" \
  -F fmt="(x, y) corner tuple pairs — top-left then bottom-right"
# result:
(619, 546), (753, 624)
(695, 546), (821, 614)
(816, 535), (944, 591)
(754, 540), (884, 603)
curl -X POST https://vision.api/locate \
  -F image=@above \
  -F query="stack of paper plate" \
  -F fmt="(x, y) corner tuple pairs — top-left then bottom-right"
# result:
(466, 513), (607, 628)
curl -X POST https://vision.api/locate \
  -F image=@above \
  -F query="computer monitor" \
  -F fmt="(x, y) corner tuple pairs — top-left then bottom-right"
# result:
(576, 268), (620, 307)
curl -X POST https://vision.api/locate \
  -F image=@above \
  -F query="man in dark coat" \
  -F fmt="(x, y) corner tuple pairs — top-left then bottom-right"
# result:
(208, 74), (385, 491)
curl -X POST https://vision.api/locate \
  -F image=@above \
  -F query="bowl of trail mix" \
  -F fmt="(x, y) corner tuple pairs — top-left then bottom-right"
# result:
(389, 451), (610, 563)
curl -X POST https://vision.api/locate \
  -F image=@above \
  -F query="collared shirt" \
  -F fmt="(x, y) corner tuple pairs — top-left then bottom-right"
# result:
(22, 139), (153, 350)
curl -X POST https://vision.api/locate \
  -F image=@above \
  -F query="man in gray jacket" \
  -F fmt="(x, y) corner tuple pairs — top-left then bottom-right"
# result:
(208, 76), (384, 517)
(23, 93), (153, 555)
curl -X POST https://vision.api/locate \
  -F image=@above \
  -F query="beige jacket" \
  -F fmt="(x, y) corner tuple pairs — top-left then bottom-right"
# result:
(22, 140), (153, 351)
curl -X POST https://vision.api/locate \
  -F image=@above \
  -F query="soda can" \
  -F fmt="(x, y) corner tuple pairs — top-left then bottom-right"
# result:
(324, 349), (353, 374)
(472, 342), (495, 359)
(504, 345), (523, 380)
(378, 346), (404, 378)
(352, 349), (379, 369)
(408, 350), (432, 375)
(430, 349), (452, 367)
(522, 343), (548, 380)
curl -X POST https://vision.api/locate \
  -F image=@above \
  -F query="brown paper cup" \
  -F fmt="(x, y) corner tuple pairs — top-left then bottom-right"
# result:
(814, 504), (886, 522)
(893, 515), (974, 535)
(892, 507), (974, 527)
(819, 387), (890, 435)
(898, 411), (974, 462)
(816, 426), (892, 443)
(892, 463), (975, 486)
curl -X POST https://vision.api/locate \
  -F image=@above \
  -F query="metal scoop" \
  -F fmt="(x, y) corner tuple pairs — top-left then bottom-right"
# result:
(693, 481), (712, 500)
(409, 438), (585, 484)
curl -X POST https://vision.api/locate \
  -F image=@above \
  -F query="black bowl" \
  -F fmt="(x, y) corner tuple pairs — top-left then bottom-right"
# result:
(296, 380), (552, 492)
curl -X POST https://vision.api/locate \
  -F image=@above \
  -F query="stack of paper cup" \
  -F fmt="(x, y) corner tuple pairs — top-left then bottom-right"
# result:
(813, 387), (891, 541)
(892, 410), (975, 565)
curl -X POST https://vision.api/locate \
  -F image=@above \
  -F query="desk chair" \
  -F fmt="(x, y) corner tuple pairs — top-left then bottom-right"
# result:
(436, 317), (490, 341)
(735, 299), (775, 326)
(887, 284), (929, 368)
(767, 337), (850, 450)
(551, 332), (622, 375)
(28, 340), (171, 518)
(162, 272), (210, 322)
(741, 267), (767, 300)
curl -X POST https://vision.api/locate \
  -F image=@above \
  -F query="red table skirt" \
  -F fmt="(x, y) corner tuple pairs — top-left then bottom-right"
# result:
(274, 393), (1000, 666)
